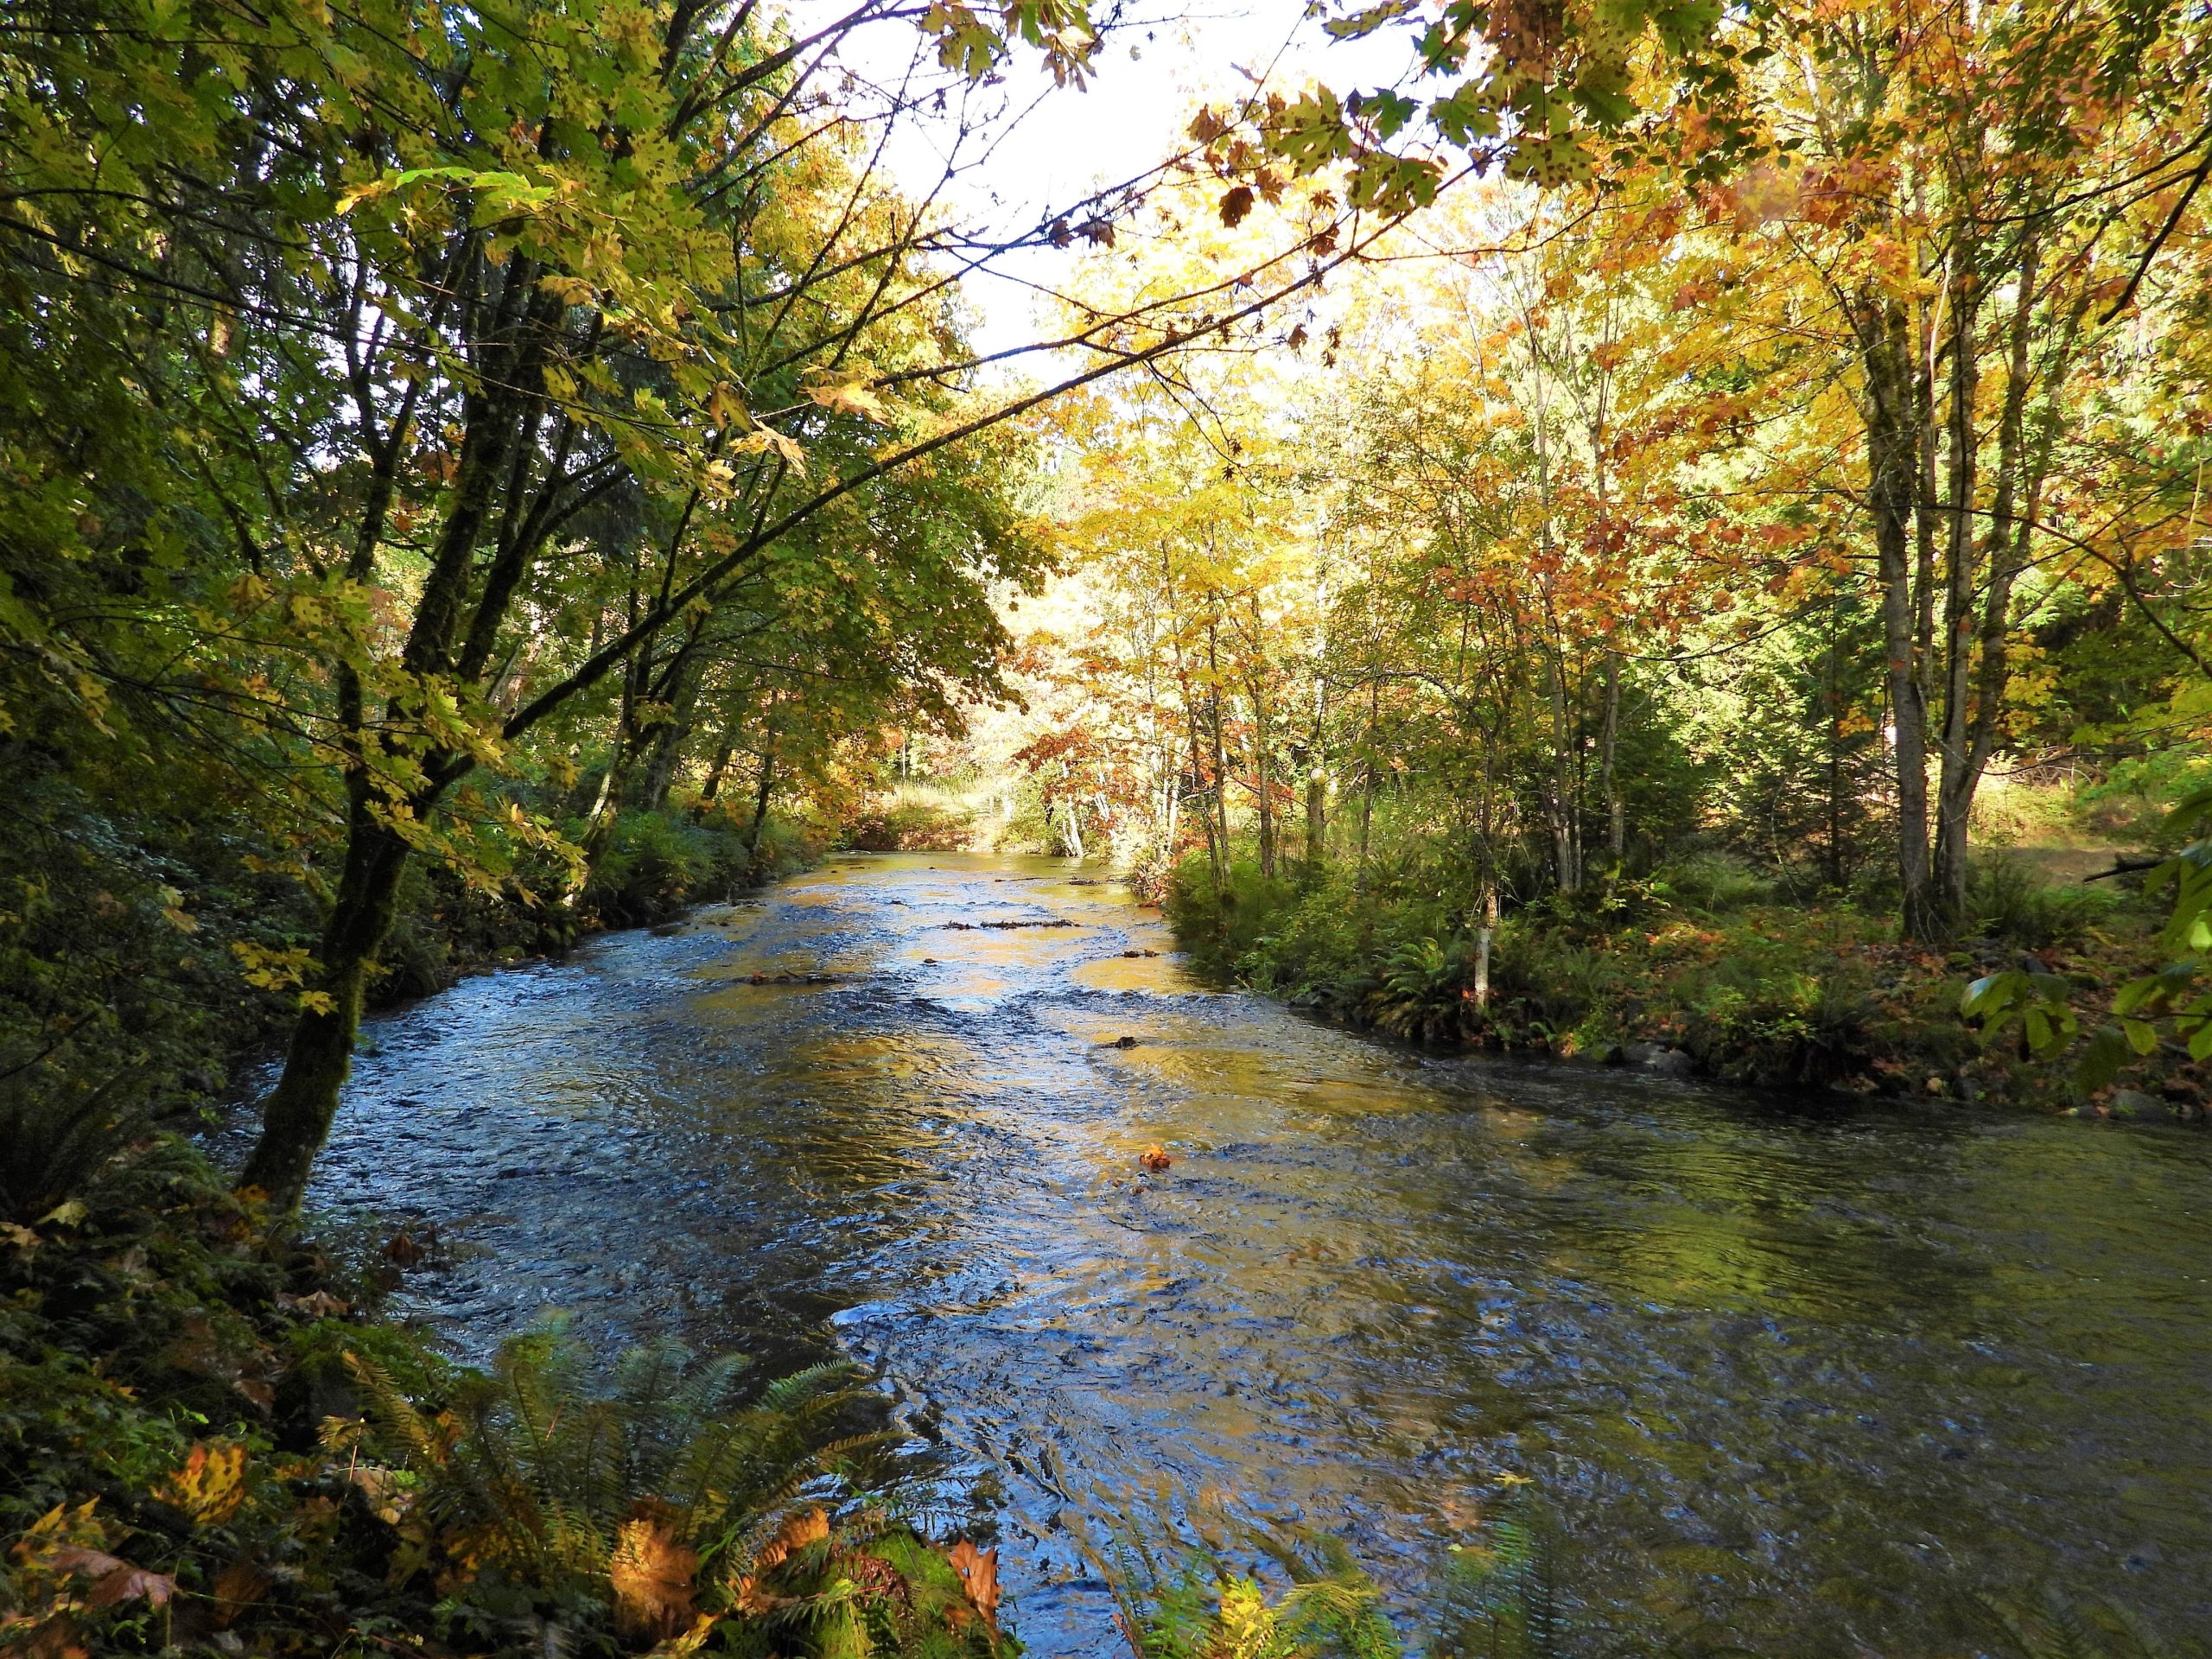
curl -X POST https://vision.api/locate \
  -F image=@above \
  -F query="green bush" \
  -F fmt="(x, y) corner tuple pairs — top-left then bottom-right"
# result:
(586, 810), (755, 925)
(845, 792), (974, 852)
(746, 811), (825, 883)
(1487, 927), (1617, 1040)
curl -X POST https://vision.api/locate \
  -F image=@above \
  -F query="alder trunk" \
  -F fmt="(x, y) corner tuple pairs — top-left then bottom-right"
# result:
(1250, 674), (1275, 878)
(1931, 233), (2048, 927)
(238, 803), (414, 1211)
(1929, 270), (1982, 935)
(1547, 645), (1580, 894)
(1599, 656), (1623, 861)
(1860, 300), (1941, 941)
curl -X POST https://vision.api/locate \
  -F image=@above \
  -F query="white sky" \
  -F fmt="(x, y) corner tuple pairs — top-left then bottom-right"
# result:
(794, 0), (1428, 359)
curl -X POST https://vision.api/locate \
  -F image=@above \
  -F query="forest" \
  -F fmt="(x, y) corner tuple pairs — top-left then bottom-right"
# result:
(4, 0), (2212, 1652)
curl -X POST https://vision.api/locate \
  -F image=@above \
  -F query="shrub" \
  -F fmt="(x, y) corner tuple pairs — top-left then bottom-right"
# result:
(746, 812), (825, 883)
(587, 810), (753, 925)
(347, 1320), (1004, 1658)
(1487, 928), (1617, 1042)
(845, 791), (974, 853)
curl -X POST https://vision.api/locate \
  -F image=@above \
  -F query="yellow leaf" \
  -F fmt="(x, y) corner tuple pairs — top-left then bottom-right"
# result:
(730, 427), (806, 474)
(801, 379), (891, 423)
(157, 1442), (248, 1526)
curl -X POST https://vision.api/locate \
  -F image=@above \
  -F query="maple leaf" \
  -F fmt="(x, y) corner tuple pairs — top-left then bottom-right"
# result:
(802, 379), (891, 423)
(158, 1441), (249, 1526)
(731, 427), (807, 474)
(46, 1548), (176, 1610)
(208, 1559), (272, 1629)
(948, 1540), (1000, 1624)
(1217, 185), (1255, 228)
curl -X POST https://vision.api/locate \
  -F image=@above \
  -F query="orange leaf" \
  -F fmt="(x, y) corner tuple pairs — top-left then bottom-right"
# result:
(611, 1516), (698, 1642)
(948, 1541), (1000, 1624)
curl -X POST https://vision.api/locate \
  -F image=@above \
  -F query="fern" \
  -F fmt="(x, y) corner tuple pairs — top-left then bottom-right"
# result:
(1428, 1517), (1566, 1659)
(340, 1319), (990, 1659)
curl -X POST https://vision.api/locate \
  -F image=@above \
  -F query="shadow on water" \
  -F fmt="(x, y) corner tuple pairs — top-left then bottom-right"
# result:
(306, 852), (2212, 1656)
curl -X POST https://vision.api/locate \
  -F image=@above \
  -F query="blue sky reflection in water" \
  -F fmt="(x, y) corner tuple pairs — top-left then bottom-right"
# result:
(311, 853), (2212, 1655)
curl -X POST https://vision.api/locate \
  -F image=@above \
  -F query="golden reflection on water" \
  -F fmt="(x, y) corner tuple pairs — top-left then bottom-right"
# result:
(315, 850), (2212, 1658)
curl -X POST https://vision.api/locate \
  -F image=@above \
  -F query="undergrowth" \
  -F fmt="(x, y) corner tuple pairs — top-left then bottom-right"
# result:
(1163, 848), (2187, 1109)
(0, 1140), (1005, 1659)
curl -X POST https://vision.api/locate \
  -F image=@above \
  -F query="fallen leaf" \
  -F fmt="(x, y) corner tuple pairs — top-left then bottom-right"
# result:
(643, 1612), (718, 1656)
(382, 1230), (425, 1268)
(947, 1541), (1000, 1624)
(48, 1549), (176, 1610)
(1139, 1144), (1172, 1173)
(276, 1289), (352, 1318)
(208, 1559), (271, 1628)
(730, 1507), (827, 1615)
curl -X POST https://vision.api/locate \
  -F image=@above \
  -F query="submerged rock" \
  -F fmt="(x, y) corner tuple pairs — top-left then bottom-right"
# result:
(1621, 1042), (1694, 1075)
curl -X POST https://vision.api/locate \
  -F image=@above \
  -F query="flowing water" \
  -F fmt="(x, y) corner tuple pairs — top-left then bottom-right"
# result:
(309, 852), (2212, 1655)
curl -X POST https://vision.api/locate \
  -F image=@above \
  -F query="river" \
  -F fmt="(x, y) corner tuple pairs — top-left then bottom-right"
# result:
(308, 852), (2212, 1655)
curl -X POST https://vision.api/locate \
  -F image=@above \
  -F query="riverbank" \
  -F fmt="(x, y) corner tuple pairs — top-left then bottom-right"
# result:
(1161, 850), (2201, 1114)
(4, 779), (828, 1243)
(0, 1136), (1018, 1657)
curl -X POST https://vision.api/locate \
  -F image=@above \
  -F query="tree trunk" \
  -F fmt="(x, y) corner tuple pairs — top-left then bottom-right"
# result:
(1547, 645), (1579, 894)
(1929, 256), (1983, 933)
(696, 737), (736, 810)
(1471, 881), (1499, 1011)
(1357, 678), (1378, 891)
(238, 805), (413, 1211)
(1826, 614), (1847, 889)
(1933, 232), (2053, 927)
(1304, 766), (1325, 877)
(1860, 296), (1941, 941)
(1599, 656), (1623, 861)
(1250, 672), (1274, 878)
(632, 655), (703, 814)
(746, 735), (778, 868)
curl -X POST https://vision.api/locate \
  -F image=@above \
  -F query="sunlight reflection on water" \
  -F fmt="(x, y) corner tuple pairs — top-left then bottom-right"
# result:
(313, 852), (2212, 1656)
